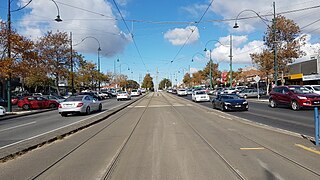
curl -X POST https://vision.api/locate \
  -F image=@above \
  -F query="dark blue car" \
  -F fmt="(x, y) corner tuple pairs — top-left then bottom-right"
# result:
(212, 94), (249, 111)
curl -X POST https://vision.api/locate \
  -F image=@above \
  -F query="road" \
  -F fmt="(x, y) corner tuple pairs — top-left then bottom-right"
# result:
(0, 92), (319, 180)
(0, 97), (135, 149)
(180, 94), (315, 137)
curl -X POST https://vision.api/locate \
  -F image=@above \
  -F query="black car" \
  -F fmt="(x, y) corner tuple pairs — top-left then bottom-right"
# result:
(79, 92), (102, 100)
(0, 97), (7, 107)
(212, 94), (249, 111)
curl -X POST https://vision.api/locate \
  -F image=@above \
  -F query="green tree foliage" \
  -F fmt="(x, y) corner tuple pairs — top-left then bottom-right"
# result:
(159, 78), (171, 89)
(36, 31), (71, 95)
(126, 80), (140, 89)
(202, 60), (220, 86)
(142, 73), (154, 90)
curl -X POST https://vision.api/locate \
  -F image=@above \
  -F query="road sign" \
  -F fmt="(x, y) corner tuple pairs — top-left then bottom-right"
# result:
(254, 75), (261, 82)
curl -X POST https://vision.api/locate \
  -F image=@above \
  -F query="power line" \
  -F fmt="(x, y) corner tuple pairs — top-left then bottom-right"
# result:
(112, 0), (148, 72)
(170, 0), (215, 64)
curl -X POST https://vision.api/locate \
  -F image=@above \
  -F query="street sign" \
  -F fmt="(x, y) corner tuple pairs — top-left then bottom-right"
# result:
(254, 75), (261, 82)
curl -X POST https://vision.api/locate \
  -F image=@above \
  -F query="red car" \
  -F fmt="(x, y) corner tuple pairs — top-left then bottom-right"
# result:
(17, 96), (59, 110)
(269, 85), (320, 110)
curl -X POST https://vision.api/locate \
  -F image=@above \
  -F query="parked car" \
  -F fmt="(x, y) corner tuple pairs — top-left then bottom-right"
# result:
(269, 85), (320, 110)
(131, 89), (140, 96)
(238, 88), (263, 98)
(96, 91), (109, 99)
(12, 95), (24, 105)
(42, 95), (66, 103)
(79, 91), (102, 100)
(117, 91), (131, 101)
(17, 96), (59, 110)
(304, 85), (320, 95)
(0, 97), (7, 107)
(177, 89), (187, 96)
(58, 95), (102, 117)
(212, 94), (248, 111)
(191, 90), (210, 102)
(186, 89), (193, 95)
(0, 106), (6, 116)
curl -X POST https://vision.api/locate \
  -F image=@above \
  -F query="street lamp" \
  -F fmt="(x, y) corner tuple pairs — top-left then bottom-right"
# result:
(233, 2), (277, 85)
(204, 40), (230, 89)
(6, 0), (62, 112)
(74, 36), (101, 90)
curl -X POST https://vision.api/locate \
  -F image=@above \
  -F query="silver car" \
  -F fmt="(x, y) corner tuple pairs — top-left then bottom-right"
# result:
(58, 95), (102, 117)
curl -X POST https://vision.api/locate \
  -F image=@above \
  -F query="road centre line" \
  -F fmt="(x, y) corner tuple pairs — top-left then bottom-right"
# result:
(0, 121), (37, 133)
(295, 144), (320, 155)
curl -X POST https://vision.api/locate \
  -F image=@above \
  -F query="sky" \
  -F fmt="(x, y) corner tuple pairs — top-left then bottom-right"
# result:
(1, 0), (320, 85)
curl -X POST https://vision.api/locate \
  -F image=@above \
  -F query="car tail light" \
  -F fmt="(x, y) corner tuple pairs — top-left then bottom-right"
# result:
(77, 102), (84, 107)
(58, 104), (62, 108)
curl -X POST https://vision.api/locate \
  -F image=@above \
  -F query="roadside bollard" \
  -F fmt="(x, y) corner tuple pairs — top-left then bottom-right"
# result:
(314, 107), (319, 146)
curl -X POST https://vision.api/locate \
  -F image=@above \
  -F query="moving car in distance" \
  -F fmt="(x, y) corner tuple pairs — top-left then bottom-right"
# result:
(58, 95), (102, 117)
(17, 96), (59, 110)
(177, 89), (187, 96)
(131, 89), (140, 96)
(238, 88), (263, 98)
(212, 94), (248, 111)
(191, 90), (210, 102)
(0, 106), (6, 116)
(269, 85), (320, 111)
(117, 91), (131, 101)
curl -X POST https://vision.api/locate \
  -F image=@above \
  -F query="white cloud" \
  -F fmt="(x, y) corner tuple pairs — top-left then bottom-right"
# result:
(295, 34), (320, 63)
(164, 26), (200, 46)
(208, 0), (320, 34)
(17, 0), (130, 57)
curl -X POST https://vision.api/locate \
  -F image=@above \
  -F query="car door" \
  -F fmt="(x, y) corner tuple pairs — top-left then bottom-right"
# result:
(28, 97), (40, 109)
(278, 87), (291, 104)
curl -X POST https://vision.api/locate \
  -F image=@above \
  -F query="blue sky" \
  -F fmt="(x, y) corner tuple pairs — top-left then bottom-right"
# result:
(1, 0), (320, 85)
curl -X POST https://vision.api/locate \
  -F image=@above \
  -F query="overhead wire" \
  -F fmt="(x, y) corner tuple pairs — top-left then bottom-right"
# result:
(170, 0), (215, 64)
(111, 0), (148, 72)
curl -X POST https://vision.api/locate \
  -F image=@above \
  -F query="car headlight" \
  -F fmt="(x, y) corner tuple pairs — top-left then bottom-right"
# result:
(297, 96), (307, 100)
(224, 102), (231, 105)
(243, 101), (248, 104)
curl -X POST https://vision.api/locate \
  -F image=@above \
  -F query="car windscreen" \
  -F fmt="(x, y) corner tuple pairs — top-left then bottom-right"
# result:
(196, 91), (206, 95)
(66, 96), (83, 101)
(289, 87), (311, 94)
(313, 86), (320, 91)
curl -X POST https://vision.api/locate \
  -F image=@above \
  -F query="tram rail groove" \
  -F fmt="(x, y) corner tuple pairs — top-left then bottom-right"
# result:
(161, 92), (247, 180)
(167, 92), (320, 178)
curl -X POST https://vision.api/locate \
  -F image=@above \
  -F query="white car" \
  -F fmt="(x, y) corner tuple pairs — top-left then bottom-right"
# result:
(177, 89), (187, 96)
(304, 85), (320, 95)
(0, 106), (6, 116)
(58, 95), (102, 117)
(192, 90), (210, 102)
(131, 89), (140, 96)
(117, 91), (131, 101)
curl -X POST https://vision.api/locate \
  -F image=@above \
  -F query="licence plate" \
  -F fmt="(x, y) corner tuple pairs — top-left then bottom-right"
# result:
(314, 101), (320, 104)
(235, 105), (241, 107)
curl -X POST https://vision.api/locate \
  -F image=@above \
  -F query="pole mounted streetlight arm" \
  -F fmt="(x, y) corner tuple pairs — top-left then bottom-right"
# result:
(191, 52), (205, 62)
(74, 36), (101, 51)
(204, 39), (229, 52)
(233, 9), (269, 28)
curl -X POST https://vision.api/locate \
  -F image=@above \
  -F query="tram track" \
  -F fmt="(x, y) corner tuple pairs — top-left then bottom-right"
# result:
(27, 93), (154, 180)
(167, 92), (320, 179)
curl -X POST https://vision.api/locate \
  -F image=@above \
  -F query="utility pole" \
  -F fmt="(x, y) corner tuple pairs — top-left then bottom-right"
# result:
(70, 32), (74, 95)
(229, 34), (233, 88)
(273, 1), (278, 86)
(156, 67), (159, 93)
(7, 0), (12, 112)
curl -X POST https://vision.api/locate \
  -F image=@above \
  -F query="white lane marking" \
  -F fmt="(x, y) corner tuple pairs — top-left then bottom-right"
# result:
(0, 121), (37, 133)
(0, 112), (102, 150)
(218, 115), (232, 120)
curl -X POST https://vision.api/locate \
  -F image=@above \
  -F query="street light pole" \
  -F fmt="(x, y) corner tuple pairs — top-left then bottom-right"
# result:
(209, 50), (213, 89)
(229, 34), (233, 87)
(70, 32), (74, 95)
(6, 0), (62, 112)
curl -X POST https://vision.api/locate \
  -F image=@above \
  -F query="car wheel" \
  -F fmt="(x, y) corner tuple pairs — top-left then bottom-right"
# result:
(212, 103), (216, 109)
(222, 105), (227, 111)
(49, 103), (56, 108)
(61, 112), (67, 117)
(269, 99), (277, 108)
(22, 104), (30, 110)
(98, 104), (102, 112)
(291, 101), (300, 111)
(86, 106), (91, 115)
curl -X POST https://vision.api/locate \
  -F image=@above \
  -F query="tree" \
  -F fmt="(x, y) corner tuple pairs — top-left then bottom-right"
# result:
(159, 78), (171, 89)
(126, 80), (139, 89)
(251, 15), (306, 91)
(183, 73), (192, 87)
(142, 73), (154, 90)
(202, 60), (220, 86)
(36, 31), (71, 95)
(191, 70), (205, 86)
